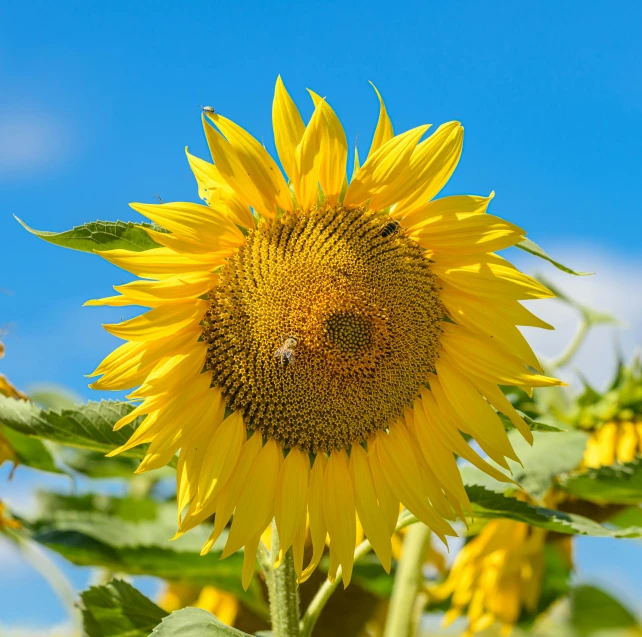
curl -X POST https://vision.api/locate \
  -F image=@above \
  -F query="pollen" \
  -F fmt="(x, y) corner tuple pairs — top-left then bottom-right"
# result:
(202, 203), (445, 452)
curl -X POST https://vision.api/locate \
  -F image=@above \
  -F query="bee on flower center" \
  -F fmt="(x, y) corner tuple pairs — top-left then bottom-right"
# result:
(380, 219), (401, 237)
(274, 336), (299, 367)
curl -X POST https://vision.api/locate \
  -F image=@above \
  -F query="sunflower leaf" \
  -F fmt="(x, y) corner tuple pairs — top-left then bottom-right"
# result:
(498, 412), (563, 433)
(0, 395), (149, 460)
(558, 458), (642, 505)
(151, 607), (251, 636)
(2, 427), (64, 474)
(516, 238), (593, 275)
(465, 485), (642, 537)
(26, 493), (269, 619)
(81, 579), (168, 637)
(15, 217), (167, 253)
(570, 585), (640, 636)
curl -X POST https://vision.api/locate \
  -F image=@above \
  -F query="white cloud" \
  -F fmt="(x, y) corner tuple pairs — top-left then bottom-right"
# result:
(0, 110), (69, 176)
(516, 243), (642, 389)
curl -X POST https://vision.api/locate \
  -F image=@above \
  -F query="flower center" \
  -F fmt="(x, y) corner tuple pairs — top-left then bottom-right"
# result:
(202, 204), (445, 452)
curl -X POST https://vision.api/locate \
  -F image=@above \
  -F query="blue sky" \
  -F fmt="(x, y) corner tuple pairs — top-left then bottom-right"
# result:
(1, 0), (642, 630)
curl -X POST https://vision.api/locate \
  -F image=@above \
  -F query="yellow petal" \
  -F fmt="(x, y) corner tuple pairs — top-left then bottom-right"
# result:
(440, 283), (543, 372)
(222, 438), (281, 558)
(410, 212), (524, 255)
(96, 247), (215, 279)
(440, 323), (563, 389)
(349, 444), (393, 572)
(129, 202), (244, 249)
(367, 439), (401, 537)
(192, 411), (245, 513)
(412, 401), (471, 514)
(374, 426), (455, 543)
(308, 90), (348, 205)
(102, 301), (208, 342)
(301, 453), (328, 582)
(432, 254), (555, 301)
(368, 82), (394, 157)
(242, 535), (260, 591)
(323, 450), (356, 587)
(185, 148), (255, 229)
(272, 76), (306, 181)
(467, 375), (534, 445)
(369, 122), (463, 211)
(88, 327), (200, 390)
(111, 272), (215, 307)
(196, 430), (263, 544)
(274, 448), (309, 558)
(343, 125), (430, 208)
(394, 192), (494, 225)
(435, 359), (519, 466)
(421, 388), (515, 486)
(205, 112), (292, 214)
(392, 123), (464, 216)
(132, 344), (207, 397)
(292, 104), (325, 211)
(204, 121), (278, 220)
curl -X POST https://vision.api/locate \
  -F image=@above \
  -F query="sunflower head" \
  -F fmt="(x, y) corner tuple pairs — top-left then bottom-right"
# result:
(87, 77), (562, 589)
(435, 519), (548, 637)
(574, 357), (642, 469)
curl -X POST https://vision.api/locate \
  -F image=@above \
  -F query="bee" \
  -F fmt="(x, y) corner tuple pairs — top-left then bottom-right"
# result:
(201, 105), (215, 114)
(380, 219), (401, 237)
(274, 336), (299, 366)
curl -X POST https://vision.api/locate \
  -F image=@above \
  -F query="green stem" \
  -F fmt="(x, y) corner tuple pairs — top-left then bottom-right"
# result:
(383, 522), (431, 637)
(268, 524), (301, 637)
(299, 538), (372, 637)
(300, 511), (418, 637)
(549, 317), (589, 369)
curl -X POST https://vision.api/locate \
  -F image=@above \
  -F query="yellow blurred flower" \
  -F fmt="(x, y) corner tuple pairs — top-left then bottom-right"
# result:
(434, 519), (548, 637)
(583, 419), (642, 469)
(159, 582), (238, 626)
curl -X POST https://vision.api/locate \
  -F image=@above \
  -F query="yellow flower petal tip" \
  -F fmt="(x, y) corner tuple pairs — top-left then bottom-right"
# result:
(86, 81), (561, 587)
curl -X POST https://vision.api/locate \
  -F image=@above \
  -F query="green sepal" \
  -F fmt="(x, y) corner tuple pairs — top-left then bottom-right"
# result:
(516, 238), (593, 275)
(16, 217), (167, 253)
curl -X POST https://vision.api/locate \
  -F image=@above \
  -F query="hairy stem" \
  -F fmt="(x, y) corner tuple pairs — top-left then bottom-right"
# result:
(268, 524), (301, 637)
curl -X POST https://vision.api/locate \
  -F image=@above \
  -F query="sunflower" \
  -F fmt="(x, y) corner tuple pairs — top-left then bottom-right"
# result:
(87, 77), (562, 590)
(434, 519), (550, 637)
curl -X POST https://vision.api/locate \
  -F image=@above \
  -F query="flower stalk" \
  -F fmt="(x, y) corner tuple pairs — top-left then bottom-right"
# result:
(267, 524), (301, 637)
(383, 522), (431, 637)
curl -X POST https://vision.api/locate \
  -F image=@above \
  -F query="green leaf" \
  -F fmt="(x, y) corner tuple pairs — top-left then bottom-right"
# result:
(499, 412), (563, 434)
(515, 238), (592, 275)
(461, 430), (589, 499)
(27, 493), (268, 618)
(60, 448), (143, 479)
(570, 585), (639, 636)
(81, 579), (168, 637)
(151, 607), (251, 636)
(2, 427), (64, 474)
(0, 396), (156, 462)
(16, 217), (166, 253)
(559, 459), (642, 505)
(465, 484), (642, 538)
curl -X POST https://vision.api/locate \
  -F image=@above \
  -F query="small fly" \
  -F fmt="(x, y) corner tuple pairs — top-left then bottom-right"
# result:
(201, 105), (215, 114)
